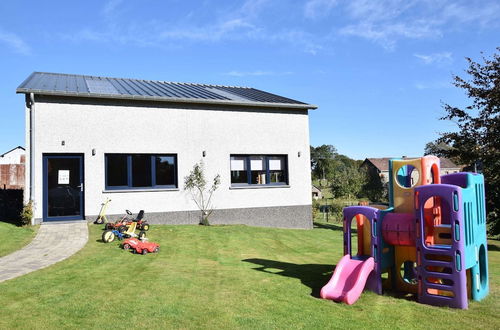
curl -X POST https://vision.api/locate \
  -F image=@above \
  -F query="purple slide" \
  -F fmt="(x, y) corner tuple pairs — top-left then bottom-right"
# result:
(320, 255), (375, 305)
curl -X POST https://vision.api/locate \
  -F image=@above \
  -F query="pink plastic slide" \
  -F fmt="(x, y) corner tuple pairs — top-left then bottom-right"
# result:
(320, 255), (375, 305)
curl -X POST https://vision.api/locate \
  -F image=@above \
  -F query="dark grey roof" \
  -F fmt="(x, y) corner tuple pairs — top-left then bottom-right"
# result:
(17, 72), (316, 110)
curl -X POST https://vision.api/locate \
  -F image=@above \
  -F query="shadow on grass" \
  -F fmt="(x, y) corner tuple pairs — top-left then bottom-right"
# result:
(487, 244), (500, 252)
(313, 222), (343, 231)
(243, 258), (335, 298)
(382, 289), (418, 302)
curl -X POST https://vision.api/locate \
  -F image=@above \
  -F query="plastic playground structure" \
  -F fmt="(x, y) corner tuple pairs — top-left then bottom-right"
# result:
(320, 156), (489, 309)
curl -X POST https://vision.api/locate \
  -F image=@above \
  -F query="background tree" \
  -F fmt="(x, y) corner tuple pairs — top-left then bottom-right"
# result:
(330, 164), (365, 199)
(184, 161), (221, 226)
(329, 154), (366, 199)
(424, 141), (454, 158)
(428, 48), (500, 236)
(310, 144), (337, 183)
(360, 166), (386, 202)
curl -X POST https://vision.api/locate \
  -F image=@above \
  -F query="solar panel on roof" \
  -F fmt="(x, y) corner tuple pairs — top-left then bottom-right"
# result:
(203, 87), (250, 102)
(85, 78), (120, 95)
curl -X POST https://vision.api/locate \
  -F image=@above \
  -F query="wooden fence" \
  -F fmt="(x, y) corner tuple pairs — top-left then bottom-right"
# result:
(0, 163), (25, 190)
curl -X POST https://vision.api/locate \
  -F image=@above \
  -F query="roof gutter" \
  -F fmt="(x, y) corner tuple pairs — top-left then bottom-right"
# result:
(16, 89), (318, 110)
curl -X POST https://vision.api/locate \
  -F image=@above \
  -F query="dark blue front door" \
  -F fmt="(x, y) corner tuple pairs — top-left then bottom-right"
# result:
(43, 154), (84, 221)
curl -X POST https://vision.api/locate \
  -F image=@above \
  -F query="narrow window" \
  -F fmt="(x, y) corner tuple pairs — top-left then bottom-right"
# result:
(230, 156), (248, 184)
(156, 156), (176, 186)
(250, 156), (267, 184)
(131, 155), (152, 187)
(106, 155), (128, 187)
(269, 156), (286, 184)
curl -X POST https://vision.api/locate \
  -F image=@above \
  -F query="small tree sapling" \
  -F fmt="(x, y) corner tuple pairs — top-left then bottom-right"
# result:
(184, 161), (221, 226)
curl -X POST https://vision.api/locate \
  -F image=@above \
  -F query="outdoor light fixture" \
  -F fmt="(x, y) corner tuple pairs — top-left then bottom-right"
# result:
(61, 140), (65, 146)
(92, 148), (96, 156)
(202, 151), (206, 157)
(298, 151), (301, 157)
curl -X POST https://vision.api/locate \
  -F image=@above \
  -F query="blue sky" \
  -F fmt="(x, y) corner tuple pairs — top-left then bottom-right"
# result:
(0, 0), (499, 159)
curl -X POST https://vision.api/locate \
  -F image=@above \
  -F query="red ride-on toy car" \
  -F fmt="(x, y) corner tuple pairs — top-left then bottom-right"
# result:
(122, 238), (160, 255)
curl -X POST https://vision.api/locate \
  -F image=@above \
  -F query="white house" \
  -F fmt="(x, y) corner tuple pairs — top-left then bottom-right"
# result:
(0, 146), (25, 165)
(17, 72), (317, 228)
(0, 146), (25, 189)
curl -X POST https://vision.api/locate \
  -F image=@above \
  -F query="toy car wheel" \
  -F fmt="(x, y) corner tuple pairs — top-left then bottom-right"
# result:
(142, 248), (148, 255)
(95, 218), (104, 224)
(123, 243), (130, 250)
(154, 247), (159, 253)
(102, 230), (115, 243)
(138, 231), (146, 240)
(142, 223), (150, 231)
(105, 223), (113, 230)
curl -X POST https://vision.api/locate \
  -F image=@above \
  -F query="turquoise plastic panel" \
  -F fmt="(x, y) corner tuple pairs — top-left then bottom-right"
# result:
(378, 208), (395, 272)
(441, 172), (489, 301)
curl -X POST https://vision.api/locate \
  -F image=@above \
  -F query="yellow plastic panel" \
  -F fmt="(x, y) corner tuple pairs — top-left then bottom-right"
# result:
(394, 246), (418, 294)
(392, 158), (422, 213)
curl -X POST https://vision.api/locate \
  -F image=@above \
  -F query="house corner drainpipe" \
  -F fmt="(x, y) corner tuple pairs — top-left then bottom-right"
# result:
(29, 93), (35, 225)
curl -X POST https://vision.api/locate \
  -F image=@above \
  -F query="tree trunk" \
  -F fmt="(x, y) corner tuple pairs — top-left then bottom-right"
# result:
(199, 211), (210, 226)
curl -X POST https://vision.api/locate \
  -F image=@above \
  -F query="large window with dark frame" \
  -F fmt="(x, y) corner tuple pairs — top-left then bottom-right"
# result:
(105, 154), (177, 189)
(230, 155), (288, 186)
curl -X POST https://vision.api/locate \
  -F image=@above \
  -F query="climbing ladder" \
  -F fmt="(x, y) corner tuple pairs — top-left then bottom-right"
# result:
(415, 184), (468, 309)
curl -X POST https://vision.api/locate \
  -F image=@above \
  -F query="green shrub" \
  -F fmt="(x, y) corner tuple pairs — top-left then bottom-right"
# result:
(312, 199), (320, 220)
(329, 201), (344, 223)
(20, 201), (33, 226)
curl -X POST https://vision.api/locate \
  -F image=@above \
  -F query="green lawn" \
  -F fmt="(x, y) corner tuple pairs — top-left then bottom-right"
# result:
(0, 222), (498, 329)
(0, 222), (38, 257)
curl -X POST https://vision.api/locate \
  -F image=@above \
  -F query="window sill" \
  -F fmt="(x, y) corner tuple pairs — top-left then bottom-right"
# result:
(103, 188), (179, 193)
(229, 184), (290, 190)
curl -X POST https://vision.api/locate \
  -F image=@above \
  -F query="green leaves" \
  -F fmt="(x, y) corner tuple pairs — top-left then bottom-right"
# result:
(431, 48), (500, 235)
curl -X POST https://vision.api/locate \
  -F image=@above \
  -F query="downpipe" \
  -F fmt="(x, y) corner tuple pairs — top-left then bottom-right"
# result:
(29, 92), (35, 225)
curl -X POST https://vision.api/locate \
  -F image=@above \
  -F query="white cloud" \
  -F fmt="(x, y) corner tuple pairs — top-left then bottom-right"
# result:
(338, 1), (433, 49)
(414, 52), (453, 65)
(340, 21), (439, 50)
(102, 0), (123, 17)
(240, 0), (271, 18)
(345, 0), (416, 21)
(439, 2), (500, 27)
(224, 70), (293, 77)
(62, 1), (323, 55)
(414, 81), (451, 90)
(158, 18), (256, 42)
(304, 0), (339, 19)
(339, 0), (500, 50)
(59, 0), (500, 54)
(0, 29), (30, 55)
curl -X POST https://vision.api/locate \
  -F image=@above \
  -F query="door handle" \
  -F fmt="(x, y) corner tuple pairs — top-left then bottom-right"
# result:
(77, 183), (84, 191)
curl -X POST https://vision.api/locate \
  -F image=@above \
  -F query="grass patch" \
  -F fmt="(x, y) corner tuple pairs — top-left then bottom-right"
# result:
(0, 222), (38, 257)
(0, 223), (498, 329)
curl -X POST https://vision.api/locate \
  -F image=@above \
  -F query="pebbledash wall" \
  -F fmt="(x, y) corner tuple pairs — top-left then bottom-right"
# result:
(25, 96), (314, 228)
